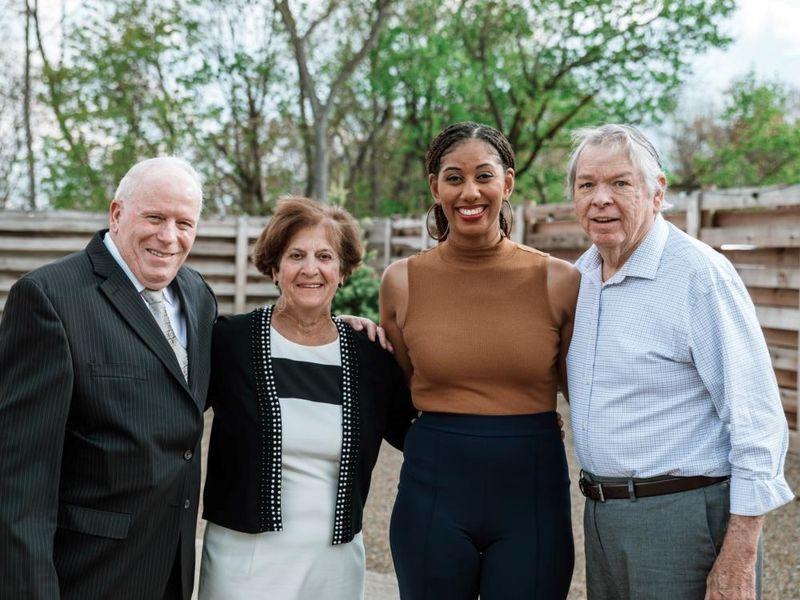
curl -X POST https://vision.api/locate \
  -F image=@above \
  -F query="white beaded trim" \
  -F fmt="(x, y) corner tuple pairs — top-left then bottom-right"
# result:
(332, 316), (360, 545)
(253, 305), (283, 531)
(252, 306), (360, 544)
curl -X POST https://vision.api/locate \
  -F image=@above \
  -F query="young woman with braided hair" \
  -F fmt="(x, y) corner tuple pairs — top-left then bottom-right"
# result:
(381, 122), (580, 599)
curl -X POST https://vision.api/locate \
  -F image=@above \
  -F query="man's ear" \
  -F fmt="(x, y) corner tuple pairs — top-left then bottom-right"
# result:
(109, 199), (123, 234)
(653, 174), (667, 212)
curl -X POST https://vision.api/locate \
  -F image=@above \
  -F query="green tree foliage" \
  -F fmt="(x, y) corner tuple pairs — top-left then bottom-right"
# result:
(34, 0), (199, 209)
(671, 73), (800, 189)
(332, 257), (381, 323)
(183, 0), (294, 214)
(20, 0), (736, 212)
(338, 0), (735, 210)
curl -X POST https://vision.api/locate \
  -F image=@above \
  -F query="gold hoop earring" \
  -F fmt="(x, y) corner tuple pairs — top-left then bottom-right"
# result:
(425, 203), (449, 241)
(499, 199), (514, 238)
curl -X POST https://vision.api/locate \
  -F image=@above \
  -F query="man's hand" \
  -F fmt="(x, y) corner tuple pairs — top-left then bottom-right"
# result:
(338, 315), (393, 352)
(705, 514), (764, 600)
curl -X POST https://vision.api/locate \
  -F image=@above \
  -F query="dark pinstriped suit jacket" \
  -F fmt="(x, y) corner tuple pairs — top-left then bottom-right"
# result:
(0, 231), (217, 600)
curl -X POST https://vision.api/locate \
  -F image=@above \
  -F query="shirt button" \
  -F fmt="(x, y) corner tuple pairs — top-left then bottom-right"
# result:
(184, 450), (193, 461)
(184, 499), (190, 509)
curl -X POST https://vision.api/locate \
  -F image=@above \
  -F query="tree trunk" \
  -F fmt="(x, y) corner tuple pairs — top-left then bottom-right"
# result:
(274, 0), (390, 204)
(23, 0), (36, 210)
(312, 115), (328, 203)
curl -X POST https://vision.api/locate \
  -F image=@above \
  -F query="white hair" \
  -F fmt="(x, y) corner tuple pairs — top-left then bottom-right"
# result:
(565, 124), (666, 203)
(114, 156), (204, 209)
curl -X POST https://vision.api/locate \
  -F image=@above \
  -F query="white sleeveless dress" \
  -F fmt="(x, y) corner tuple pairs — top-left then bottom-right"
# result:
(198, 326), (365, 600)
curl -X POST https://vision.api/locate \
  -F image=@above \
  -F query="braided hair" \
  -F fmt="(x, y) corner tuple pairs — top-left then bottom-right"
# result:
(425, 122), (515, 240)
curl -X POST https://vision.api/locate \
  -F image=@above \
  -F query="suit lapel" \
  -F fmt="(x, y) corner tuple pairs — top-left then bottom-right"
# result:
(87, 232), (194, 398)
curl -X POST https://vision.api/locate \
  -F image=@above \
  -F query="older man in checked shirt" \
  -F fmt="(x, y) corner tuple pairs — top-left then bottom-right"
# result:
(565, 124), (793, 600)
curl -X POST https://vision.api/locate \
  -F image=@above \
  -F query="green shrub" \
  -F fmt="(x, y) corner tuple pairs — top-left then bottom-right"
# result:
(333, 254), (381, 323)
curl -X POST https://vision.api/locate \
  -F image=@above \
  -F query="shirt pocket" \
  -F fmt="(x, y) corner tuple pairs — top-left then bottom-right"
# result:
(616, 309), (691, 365)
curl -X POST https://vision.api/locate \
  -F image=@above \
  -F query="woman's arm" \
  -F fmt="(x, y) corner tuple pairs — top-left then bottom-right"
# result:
(547, 257), (581, 402)
(380, 258), (413, 383)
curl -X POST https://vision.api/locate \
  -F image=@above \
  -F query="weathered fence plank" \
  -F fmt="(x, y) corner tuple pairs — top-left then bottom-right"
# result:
(1, 184), (798, 450)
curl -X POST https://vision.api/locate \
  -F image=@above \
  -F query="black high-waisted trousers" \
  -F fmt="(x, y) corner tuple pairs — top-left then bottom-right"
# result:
(390, 411), (574, 599)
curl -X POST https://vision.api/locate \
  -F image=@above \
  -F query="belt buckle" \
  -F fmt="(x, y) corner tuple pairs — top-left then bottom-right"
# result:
(579, 475), (605, 502)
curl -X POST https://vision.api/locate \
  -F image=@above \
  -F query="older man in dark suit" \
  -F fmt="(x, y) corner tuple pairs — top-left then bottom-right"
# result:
(0, 157), (217, 599)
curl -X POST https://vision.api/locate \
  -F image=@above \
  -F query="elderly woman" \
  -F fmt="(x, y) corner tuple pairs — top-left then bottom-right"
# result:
(381, 122), (580, 599)
(198, 197), (414, 600)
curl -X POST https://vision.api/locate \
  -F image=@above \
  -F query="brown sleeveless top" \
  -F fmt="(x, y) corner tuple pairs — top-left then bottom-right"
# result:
(403, 236), (560, 415)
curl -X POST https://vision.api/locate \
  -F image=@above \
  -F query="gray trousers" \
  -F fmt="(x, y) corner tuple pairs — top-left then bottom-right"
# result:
(584, 477), (762, 600)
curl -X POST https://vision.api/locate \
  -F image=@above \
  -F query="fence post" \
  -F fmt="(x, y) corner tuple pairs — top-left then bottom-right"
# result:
(512, 204), (525, 244)
(686, 191), (702, 239)
(383, 218), (392, 269)
(234, 216), (249, 314)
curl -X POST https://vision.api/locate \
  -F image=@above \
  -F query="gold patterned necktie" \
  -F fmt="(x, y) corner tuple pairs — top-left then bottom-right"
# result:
(141, 289), (189, 382)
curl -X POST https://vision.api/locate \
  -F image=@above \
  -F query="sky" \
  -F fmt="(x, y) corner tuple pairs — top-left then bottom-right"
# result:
(680, 0), (800, 110)
(32, 0), (800, 108)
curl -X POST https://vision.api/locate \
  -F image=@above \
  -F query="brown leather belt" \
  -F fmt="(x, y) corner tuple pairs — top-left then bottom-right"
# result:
(578, 474), (729, 502)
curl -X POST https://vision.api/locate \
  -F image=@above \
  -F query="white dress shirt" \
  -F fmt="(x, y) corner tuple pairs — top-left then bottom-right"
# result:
(567, 214), (794, 515)
(103, 232), (187, 347)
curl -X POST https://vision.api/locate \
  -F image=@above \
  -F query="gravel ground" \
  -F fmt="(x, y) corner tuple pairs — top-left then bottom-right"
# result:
(362, 398), (800, 599)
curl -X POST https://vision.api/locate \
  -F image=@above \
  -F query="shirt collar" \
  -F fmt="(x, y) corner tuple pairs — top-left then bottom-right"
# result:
(103, 232), (178, 305)
(575, 213), (669, 283)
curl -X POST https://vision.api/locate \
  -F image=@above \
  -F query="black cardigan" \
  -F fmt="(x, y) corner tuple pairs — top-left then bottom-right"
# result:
(202, 306), (415, 544)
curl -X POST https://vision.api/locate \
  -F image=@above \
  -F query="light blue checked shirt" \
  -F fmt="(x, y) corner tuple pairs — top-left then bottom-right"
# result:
(567, 214), (794, 516)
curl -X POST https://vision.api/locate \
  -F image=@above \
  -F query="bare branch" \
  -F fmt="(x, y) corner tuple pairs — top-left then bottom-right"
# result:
(325, 0), (392, 109)
(274, 0), (321, 115)
(517, 92), (595, 175)
(302, 0), (340, 40)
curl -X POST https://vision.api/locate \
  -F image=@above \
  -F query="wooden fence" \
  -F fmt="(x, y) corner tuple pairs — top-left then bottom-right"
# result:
(0, 211), (272, 316)
(0, 185), (798, 451)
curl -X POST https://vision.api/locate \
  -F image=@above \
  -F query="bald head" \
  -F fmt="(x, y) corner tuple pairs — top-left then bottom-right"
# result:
(114, 157), (203, 211)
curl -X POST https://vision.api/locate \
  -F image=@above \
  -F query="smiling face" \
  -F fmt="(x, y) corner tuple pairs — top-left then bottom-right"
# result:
(429, 138), (514, 247)
(272, 223), (342, 314)
(573, 144), (664, 266)
(109, 169), (201, 290)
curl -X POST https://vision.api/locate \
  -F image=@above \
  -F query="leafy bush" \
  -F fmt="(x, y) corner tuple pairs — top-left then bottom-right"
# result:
(333, 254), (381, 323)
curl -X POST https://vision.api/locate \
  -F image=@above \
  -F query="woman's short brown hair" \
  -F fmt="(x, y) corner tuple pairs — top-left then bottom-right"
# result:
(252, 196), (363, 280)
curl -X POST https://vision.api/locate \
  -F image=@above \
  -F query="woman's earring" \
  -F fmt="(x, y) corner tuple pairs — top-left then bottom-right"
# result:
(425, 203), (449, 241)
(499, 199), (514, 238)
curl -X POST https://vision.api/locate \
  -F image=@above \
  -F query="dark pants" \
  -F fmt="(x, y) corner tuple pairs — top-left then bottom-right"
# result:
(390, 412), (574, 599)
(584, 476), (762, 600)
